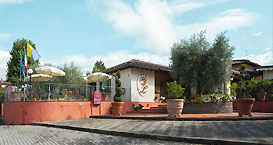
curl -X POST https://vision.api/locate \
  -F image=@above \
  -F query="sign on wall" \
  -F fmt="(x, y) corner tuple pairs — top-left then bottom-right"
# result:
(137, 73), (149, 97)
(93, 91), (101, 105)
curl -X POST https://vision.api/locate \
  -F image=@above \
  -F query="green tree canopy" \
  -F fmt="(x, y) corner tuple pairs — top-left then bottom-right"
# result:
(92, 60), (106, 73)
(50, 62), (84, 85)
(170, 31), (234, 95)
(6, 38), (39, 83)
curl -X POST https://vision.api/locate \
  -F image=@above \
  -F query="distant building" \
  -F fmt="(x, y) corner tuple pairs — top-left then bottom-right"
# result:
(103, 59), (266, 102)
(256, 65), (273, 80)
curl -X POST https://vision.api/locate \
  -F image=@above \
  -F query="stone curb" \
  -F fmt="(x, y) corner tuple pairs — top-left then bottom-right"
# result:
(90, 115), (273, 121)
(32, 122), (269, 145)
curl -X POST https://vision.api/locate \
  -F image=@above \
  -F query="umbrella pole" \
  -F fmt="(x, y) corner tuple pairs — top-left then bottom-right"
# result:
(96, 82), (99, 91)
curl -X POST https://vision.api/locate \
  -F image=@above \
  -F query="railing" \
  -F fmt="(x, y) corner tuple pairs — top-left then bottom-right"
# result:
(2, 83), (125, 102)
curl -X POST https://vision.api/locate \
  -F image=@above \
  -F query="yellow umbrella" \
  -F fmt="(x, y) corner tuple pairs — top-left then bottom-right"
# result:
(26, 74), (52, 82)
(35, 66), (65, 76)
(87, 72), (111, 83)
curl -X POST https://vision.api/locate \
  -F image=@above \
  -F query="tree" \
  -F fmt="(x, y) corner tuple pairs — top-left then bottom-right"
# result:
(6, 38), (39, 83)
(50, 62), (84, 85)
(92, 60), (106, 73)
(170, 32), (234, 95)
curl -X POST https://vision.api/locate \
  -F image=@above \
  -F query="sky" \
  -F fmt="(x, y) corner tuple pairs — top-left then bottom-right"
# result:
(0, 0), (272, 80)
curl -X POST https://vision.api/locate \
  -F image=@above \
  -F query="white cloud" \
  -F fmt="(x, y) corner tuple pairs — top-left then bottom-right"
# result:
(0, 48), (10, 80)
(251, 32), (263, 37)
(0, 0), (32, 5)
(41, 51), (170, 74)
(100, 0), (259, 54)
(0, 33), (10, 39)
(177, 8), (259, 41)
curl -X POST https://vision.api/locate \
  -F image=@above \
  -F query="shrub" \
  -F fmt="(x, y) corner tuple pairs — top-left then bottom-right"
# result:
(166, 81), (185, 99)
(113, 70), (122, 102)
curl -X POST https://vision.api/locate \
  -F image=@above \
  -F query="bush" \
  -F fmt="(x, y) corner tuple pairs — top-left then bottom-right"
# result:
(166, 81), (185, 99)
(113, 70), (122, 102)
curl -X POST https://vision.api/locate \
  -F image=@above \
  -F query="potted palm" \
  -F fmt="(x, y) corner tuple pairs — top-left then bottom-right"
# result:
(111, 71), (124, 116)
(166, 81), (185, 117)
(234, 65), (255, 117)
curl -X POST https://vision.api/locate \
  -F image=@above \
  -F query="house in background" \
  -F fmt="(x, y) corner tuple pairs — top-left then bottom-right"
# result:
(103, 59), (173, 102)
(231, 59), (262, 81)
(256, 65), (273, 80)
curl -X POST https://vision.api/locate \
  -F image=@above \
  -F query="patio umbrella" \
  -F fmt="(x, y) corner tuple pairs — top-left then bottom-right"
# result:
(26, 74), (52, 82)
(35, 66), (66, 76)
(87, 72), (111, 91)
(87, 72), (111, 83)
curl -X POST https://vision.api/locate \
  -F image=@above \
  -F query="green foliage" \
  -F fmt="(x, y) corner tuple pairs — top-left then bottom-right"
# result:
(166, 81), (185, 99)
(235, 65), (253, 98)
(50, 62), (84, 85)
(6, 38), (40, 83)
(230, 83), (237, 97)
(209, 93), (218, 99)
(92, 60), (106, 73)
(113, 70), (122, 102)
(170, 31), (234, 95)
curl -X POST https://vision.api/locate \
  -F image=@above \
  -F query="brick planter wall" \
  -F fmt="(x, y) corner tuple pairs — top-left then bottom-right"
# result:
(183, 102), (233, 114)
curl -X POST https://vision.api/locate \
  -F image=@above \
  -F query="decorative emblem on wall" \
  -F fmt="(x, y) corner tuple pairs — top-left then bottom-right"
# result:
(137, 73), (149, 97)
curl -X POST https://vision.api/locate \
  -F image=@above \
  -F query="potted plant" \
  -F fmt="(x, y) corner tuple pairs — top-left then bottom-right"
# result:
(234, 64), (255, 117)
(58, 95), (66, 101)
(166, 81), (185, 117)
(82, 95), (89, 101)
(221, 94), (231, 102)
(27, 93), (37, 101)
(256, 79), (270, 101)
(101, 92), (109, 101)
(132, 104), (144, 111)
(209, 93), (218, 102)
(192, 94), (202, 103)
(111, 71), (124, 116)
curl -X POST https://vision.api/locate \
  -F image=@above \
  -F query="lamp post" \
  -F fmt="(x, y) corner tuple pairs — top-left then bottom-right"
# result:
(28, 69), (33, 98)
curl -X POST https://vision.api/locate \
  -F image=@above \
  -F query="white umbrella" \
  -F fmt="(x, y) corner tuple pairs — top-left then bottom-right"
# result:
(35, 66), (66, 76)
(87, 72), (111, 83)
(26, 74), (52, 82)
(87, 72), (111, 91)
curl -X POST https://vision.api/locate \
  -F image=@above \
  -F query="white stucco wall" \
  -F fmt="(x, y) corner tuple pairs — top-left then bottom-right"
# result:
(130, 68), (155, 102)
(263, 70), (273, 80)
(120, 69), (132, 101)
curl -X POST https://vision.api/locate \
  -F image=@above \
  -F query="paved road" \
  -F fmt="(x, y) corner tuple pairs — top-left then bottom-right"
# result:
(0, 125), (193, 145)
(34, 118), (273, 144)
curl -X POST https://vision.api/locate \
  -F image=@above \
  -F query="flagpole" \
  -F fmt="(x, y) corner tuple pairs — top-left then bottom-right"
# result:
(26, 44), (29, 101)
(20, 51), (21, 81)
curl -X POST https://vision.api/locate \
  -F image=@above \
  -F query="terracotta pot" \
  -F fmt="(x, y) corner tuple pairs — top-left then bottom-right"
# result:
(166, 99), (184, 117)
(235, 98), (255, 116)
(193, 99), (198, 103)
(83, 98), (89, 101)
(257, 92), (267, 101)
(102, 95), (109, 101)
(223, 98), (229, 102)
(111, 102), (124, 116)
(28, 98), (37, 101)
(211, 98), (217, 102)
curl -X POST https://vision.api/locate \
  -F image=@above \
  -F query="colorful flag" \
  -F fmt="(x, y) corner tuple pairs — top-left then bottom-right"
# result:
(24, 49), (27, 73)
(27, 43), (33, 57)
(31, 49), (41, 61)
(20, 52), (24, 75)
(27, 42), (40, 61)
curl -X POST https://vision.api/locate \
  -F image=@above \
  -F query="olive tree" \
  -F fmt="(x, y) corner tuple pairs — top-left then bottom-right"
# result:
(170, 32), (234, 95)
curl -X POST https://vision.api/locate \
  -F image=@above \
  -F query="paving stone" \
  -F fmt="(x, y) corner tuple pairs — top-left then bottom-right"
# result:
(34, 118), (273, 144)
(0, 125), (194, 145)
